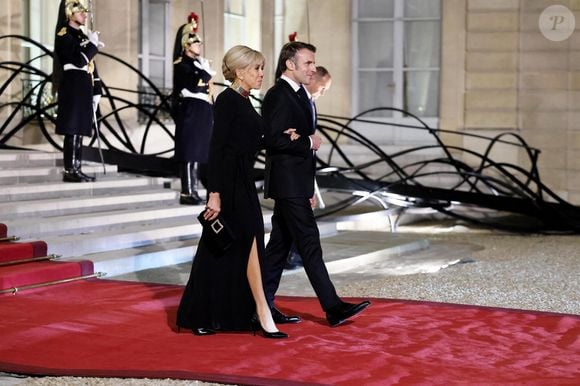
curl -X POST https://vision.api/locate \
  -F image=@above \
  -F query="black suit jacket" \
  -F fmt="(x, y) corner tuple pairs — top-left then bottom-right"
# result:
(262, 79), (316, 199)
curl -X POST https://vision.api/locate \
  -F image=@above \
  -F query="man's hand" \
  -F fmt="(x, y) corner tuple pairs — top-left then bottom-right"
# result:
(310, 134), (322, 151)
(284, 128), (300, 141)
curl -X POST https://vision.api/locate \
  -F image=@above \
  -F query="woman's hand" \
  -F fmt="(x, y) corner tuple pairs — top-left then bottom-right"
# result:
(284, 128), (301, 141)
(204, 192), (221, 221)
(310, 194), (318, 209)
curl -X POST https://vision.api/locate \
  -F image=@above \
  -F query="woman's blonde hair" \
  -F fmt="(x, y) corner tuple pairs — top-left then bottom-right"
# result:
(222, 45), (265, 82)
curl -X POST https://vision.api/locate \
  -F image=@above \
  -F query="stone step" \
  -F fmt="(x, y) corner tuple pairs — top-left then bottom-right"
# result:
(277, 239), (472, 297)
(301, 231), (430, 274)
(0, 149), (425, 282)
(0, 150), (61, 167)
(0, 164), (118, 184)
(0, 174), (170, 202)
(91, 220), (338, 278)
(0, 189), (179, 218)
(84, 239), (198, 277)
(44, 220), (202, 258)
(112, 229), (431, 285)
(3, 205), (203, 239)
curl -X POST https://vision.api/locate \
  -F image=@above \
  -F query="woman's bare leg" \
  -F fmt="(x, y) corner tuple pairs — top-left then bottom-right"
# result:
(247, 237), (278, 332)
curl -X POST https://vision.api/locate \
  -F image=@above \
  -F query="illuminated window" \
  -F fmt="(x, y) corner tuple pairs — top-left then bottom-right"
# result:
(353, 0), (441, 121)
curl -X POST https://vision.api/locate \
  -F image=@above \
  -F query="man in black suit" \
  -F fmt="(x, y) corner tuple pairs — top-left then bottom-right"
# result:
(262, 41), (370, 327)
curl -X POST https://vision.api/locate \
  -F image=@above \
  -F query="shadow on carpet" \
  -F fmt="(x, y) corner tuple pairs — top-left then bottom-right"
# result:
(0, 279), (578, 385)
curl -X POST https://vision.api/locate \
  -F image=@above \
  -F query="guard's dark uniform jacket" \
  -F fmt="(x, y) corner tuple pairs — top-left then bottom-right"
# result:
(54, 25), (101, 136)
(172, 54), (213, 162)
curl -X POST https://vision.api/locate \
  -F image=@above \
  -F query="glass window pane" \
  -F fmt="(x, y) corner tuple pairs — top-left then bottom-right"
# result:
(358, 22), (394, 68)
(404, 21), (440, 68)
(404, 70), (439, 117)
(149, 60), (165, 87)
(358, 71), (394, 118)
(149, 3), (165, 56)
(224, 15), (245, 51)
(404, 0), (440, 18)
(358, 0), (394, 18)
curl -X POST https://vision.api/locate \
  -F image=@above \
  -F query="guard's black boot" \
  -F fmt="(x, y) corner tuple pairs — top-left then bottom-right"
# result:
(62, 135), (85, 183)
(179, 162), (204, 205)
(73, 135), (95, 182)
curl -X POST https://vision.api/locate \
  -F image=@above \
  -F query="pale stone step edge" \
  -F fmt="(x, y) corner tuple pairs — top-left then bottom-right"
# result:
(0, 176), (169, 196)
(0, 190), (179, 216)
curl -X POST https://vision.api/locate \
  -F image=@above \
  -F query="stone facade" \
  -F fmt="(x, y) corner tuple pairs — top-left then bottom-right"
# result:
(2, 0), (580, 203)
(440, 0), (580, 203)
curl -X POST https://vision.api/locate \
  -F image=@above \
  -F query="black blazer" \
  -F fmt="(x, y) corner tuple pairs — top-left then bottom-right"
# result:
(262, 79), (316, 200)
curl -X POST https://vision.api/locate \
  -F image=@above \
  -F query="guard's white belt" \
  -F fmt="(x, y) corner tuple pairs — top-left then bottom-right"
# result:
(63, 64), (88, 72)
(180, 89), (209, 102)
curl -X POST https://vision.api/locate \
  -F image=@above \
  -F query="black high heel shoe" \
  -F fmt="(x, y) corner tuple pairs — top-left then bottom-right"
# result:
(251, 316), (288, 339)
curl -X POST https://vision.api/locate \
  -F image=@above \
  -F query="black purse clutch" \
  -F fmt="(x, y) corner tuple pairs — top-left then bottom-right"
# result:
(197, 209), (235, 253)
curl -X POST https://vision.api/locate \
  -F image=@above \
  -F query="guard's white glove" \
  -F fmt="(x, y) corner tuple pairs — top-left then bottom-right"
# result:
(196, 57), (216, 76)
(88, 31), (105, 48)
(92, 95), (101, 112)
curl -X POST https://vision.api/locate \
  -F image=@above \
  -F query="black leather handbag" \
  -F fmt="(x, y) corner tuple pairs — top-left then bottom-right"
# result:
(197, 209), (235, 253)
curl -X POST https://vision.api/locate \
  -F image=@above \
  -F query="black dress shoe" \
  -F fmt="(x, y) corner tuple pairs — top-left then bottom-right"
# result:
(78, 170), (96, 181)
(193, 327), (216, 336)
(62, 169), (86, 183)
(271, 307), (301, 324)
(326, 300), (371, 327)
(179, 193), (204, 205)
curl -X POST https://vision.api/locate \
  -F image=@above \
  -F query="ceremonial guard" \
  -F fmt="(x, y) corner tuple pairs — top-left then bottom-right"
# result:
(53, 0), (103, 182)
(172, 14), (215, 205)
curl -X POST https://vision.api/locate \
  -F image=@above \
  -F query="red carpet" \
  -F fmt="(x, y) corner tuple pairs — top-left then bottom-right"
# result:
(0, 239), (94, 292)
(0, 279), (578, 385)
(0, 240), (48, 262)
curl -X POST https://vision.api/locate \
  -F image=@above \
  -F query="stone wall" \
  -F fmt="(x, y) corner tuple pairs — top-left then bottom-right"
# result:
(441, 0), (580, 203)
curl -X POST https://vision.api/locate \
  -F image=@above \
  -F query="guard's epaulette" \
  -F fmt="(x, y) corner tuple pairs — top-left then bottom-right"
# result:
(57, 27), (67, 36)
(173, 57), (182, 65)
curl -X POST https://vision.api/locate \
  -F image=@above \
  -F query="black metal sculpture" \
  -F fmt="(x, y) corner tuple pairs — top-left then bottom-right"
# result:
(2, 34), (579, 233)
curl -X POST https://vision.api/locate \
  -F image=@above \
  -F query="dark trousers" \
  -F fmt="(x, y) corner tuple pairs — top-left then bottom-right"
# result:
(262, 197), (340, 312)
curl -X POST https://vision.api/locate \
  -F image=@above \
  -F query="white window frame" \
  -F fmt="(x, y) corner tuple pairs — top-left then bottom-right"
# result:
(25, 0), (60, 82)
(139, 0), (172, 89)
(274, 0), (285, 64)
(352, 0), (440, 128)
(224, 0), (247, 52)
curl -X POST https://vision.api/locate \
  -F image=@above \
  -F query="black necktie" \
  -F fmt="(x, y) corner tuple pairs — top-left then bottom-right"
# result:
(297, 85), (308, 100)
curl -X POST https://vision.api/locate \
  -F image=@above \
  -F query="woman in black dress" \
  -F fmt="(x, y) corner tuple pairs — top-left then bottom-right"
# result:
(177, 45), (295, 339)
(172, 17), (214, 205)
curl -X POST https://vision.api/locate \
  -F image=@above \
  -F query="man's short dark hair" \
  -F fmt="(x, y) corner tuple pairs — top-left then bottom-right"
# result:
(275, 41), (317, 79)
(315, 66), (330, 78)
